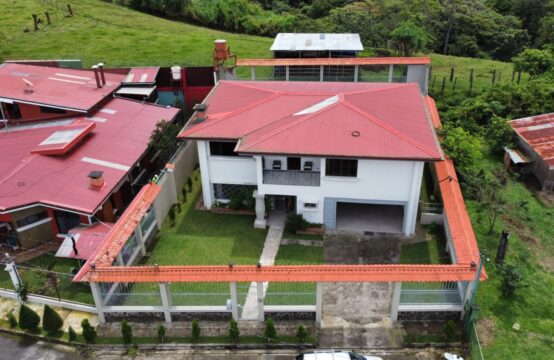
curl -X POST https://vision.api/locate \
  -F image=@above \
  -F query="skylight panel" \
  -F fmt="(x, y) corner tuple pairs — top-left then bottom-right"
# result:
(294, 95), (338, 116)
(40, 129), (83, 145)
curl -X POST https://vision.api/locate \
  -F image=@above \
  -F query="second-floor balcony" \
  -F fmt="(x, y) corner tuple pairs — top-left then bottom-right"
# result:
(263, 170), (320, 187)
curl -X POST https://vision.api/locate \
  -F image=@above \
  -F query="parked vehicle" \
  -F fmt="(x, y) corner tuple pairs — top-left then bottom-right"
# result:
(296, 351), (383, 360)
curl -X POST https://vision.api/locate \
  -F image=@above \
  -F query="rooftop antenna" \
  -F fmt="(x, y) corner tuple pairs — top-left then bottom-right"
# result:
(22, 78), (35, 94)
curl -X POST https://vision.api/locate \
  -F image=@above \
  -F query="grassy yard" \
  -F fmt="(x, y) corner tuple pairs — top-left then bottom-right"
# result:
(0, 254), (93, 304)
(466, 150), (554, 360)
(399, 227), (450, 265)
(147, 171), (267, 266)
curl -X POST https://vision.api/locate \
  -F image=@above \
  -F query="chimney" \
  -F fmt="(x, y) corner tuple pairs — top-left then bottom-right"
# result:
(92, 65), (102, 88)
(88, 170), (104, 188)
(98, 63), (106, 85)
(193, 103), (208, 122)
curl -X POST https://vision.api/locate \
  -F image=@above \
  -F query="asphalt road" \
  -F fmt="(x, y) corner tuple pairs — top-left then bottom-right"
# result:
(0, 333), (83, 360)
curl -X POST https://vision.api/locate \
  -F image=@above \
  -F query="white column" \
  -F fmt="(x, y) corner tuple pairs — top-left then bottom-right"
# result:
(90, 282), (106, 323)
(253, 190), (266, 229)
(256, 281), (264, 322)
(354, 65), (359, 82)
(159, 282), (172, 323)
(251, 66), (256, 80)
(390, 282), (402, 322)
(230, 282), (239, 320)
(197, 141), (213, 209)
(460, 281), (474, 319)
(315, 282), (323, 324)
(403, 161), (424, 236)
(135, 227), (146, 256)
(285, 66), (290, 81)
(388, 64), (394, 82)
(320, 65), (324, 82)
(116, 253), (125, 266)
(423, 65), (430, 95)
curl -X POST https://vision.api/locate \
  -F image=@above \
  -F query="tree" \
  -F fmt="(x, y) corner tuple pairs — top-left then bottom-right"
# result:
(442, 0), (457, 54)
(18, 304), (40, 331)
(512, 48), (554, 76)
(7, 311), (17, 328)
(440, 126), (483, 176)
(68, 326), (77, 342)
(391, 21), (429, 56)
(487, 116), (515, 154)
(263, 317), (277, 343)
(191, 319), (201, 343)
(42, 305), (63, 335)
(148, 119), (181, 166)
(229, 319), (240, 344)
(500, 264), (525, 297)
(121, 320), (133, 344)
(81, 319), (97, 343)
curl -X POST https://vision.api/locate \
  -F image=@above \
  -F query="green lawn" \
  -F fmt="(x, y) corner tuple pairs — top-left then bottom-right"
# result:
(148, 170), (267, 266)
(466, 150), (554, 360)
(0, 255), (93, 304)
(399, 226), (450, 265)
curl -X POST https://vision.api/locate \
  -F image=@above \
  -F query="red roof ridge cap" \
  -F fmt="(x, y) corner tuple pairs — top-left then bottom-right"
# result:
(342, 82), (414, 96)
(342, 101), (440, 158)
(220, 80), (278, 94)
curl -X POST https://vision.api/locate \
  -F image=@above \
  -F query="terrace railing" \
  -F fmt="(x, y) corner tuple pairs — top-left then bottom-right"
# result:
(263, 170), (321, 187)
(399, 281), (464, 312)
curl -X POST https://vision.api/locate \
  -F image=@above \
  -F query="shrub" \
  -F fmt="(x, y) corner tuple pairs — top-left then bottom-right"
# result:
(18, 304), (40, 331)
(121, 320), (133, 344)
(181, 187), (187, 203)
(42, 305), (63, 335)
(168, 205), (176, 225)
(127, 343), (138, 357)
(512, 48), (554, 76)
(229, 319), (240, 344)
(228, 191), (245, 210)
(176, 201), (182, 213)
(500, 264), (525, 297)
(443, 320), (456, 342)
(263, 318), (277, 343)
(284, 213), (309, 233)
(68, 326), (77, 342)
(296, 325), (308, 343)
(15, 282), (28, 301)
(7, 311), (17, 328)
(191, 319), (200, 343)
(157, 324), (166, 343)
(187, 177), (193, 191)
(81, 319), (97, 343)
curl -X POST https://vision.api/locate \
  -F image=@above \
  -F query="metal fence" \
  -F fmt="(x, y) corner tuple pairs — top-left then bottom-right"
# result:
(400, 281), (462, 305)
(468, 322), (485, 360)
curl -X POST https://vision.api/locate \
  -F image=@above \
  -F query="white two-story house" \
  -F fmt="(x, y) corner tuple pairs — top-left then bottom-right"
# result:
(178, 81), (442, 236)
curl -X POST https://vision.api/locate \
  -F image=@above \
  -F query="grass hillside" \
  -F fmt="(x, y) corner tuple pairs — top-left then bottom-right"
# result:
(1, 0), (527, 93)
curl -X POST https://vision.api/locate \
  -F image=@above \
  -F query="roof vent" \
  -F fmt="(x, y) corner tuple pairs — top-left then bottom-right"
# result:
(351, 131), (360, 137)
(88, 170), (104, 188)
(23, 78), (35, 94)
(193, 103), (208, 123)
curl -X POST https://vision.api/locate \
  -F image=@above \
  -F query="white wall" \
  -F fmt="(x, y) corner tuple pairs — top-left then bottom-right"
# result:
(262, 156), (321, 171)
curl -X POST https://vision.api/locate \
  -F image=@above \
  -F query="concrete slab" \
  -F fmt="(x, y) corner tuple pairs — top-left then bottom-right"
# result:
(324, 233), (401, 265)
(336, 203), (403, 234)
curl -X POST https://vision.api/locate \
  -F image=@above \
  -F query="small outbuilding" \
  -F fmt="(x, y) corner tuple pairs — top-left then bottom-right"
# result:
(270, 33), (363, 58)
(509, 113), (554, 193)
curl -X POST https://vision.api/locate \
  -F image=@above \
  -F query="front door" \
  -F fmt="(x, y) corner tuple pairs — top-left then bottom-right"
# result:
(287, 157), (301, 170)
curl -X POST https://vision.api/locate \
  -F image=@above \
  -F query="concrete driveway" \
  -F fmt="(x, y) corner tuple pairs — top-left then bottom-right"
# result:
(319, 233), (404, 348)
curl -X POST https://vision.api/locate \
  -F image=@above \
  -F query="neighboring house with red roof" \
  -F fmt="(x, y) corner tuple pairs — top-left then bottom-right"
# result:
(509, 113), (554, 194)
(0, 63), (180, 253)
(179, 81), (442, 236)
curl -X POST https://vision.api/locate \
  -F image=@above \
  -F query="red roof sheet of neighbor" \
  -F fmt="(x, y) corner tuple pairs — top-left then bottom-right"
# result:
(0, 63), (125, 112)
(56, 222), (114, 260)
(236, 57), (431, 67)
(510, 112), (554, 168)
(0, 98), (179, 214)
(179, 81), (442, 161)
(122, 67), (160, 85)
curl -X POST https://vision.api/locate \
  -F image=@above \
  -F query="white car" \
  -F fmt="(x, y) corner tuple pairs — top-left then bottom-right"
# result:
(296, 351), (383, 360)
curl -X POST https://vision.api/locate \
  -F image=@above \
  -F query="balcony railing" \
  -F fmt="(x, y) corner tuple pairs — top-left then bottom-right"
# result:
(263, 170), (320, 187)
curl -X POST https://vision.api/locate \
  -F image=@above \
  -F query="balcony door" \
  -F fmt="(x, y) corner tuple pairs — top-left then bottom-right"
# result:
(287, 157), (301, 171)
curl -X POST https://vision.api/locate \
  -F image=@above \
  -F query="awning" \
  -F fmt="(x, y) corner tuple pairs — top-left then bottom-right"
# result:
(504, 147), (531, 164)
(55, 223), (113, 260)
(116, 86), (157, 97)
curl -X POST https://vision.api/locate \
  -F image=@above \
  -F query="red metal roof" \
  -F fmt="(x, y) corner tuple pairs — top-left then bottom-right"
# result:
(510, 113), (554, 168)
(0, 63), (125, 112)
(236, 57), (431, 67)
(56, 222), (113, 260)
(0, 98), (179, 214)
(180, 81), (441, 161)
(122, 67), (160, 85)
(30, 122), (96, 155)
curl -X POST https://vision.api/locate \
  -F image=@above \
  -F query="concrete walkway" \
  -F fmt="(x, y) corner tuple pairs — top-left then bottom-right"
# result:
(0, 296), (99, 332)
(241, 225), (283, 320)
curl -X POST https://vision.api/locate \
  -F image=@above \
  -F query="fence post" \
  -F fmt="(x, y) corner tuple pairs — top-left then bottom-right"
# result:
(390, 282), (402, 322)
(230, 282), (239, 320)
(388, 64), (394, 82)
(449, 67), (455, 82)
(285, 65), (290, 81)
(159, 282), (172, 323)
(90, 283), (106, 323)
(440, 77), (446, 95)
(354, 65), (359, 82)
(315, 282), (323, 324)
(256, 281), (264, 322)
(319, 65), (324, 82)
(250, 66), (255, 81)
(135, 226), (146, 256)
